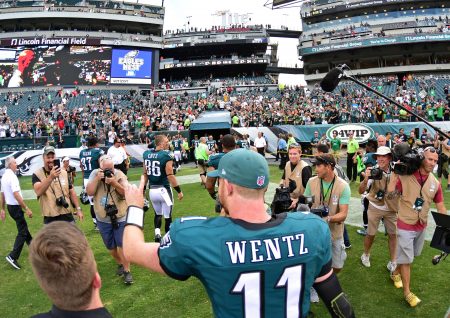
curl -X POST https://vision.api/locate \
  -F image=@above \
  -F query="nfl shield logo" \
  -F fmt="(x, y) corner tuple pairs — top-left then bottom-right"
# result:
(256, 176), (265, 187)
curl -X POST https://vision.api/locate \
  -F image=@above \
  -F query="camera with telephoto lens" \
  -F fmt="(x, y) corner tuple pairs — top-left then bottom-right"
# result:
(105, 204), (119, 229)
(391, 143), (422, 175)
(369, 166), (383, 180)
(68, 166), (76, 173)
(103, 168), (114, 179)
(56, 196), (69, 209)
(310, 205), (330, 218)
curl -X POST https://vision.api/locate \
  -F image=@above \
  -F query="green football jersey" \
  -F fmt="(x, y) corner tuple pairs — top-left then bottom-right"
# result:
(172, 139), (183, 151)
(206, 140), (216, 151)
(79, 147), (104, 179)
(207, 152), (225, 169)
(159, 212), (331, 318)
(143, 149), (172, 186)
(236, 140), (249, 149)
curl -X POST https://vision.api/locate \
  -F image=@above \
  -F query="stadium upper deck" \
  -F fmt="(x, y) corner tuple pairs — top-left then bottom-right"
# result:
(299, 0), (450, 82)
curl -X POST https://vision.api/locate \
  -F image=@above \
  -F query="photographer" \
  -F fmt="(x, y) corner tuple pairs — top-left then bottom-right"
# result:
(387, 146), (447, 307)
(86, 155), (133, 285)
(279, 143), (312, 210)
(436, 132), (450, 191)
(33, 146), (84, 224)
(304, 154), (350, 273)
(358, 147), (399, 272)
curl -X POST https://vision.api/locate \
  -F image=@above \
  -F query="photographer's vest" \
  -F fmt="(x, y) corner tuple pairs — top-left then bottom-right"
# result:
(284, 160), (308, 199)
(366, 172), (399, 212)
(398, 173), (438, 225)
(309, 176), (347, 241)
(34, 168), (71, 217)
(92, 170), (128, 219)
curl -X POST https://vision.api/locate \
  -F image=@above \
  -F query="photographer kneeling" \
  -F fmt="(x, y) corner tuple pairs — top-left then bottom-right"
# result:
(279, 143), (312, 210)
(86, 155), (133, 285)
(358, 147), (399, 271)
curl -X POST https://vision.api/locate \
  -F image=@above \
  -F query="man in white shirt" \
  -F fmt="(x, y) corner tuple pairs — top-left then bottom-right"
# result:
(108, 128), (117, 147)
(1, 157), (33, 269)
(107, 138), (128, 175)
(254, 131), (267, 156)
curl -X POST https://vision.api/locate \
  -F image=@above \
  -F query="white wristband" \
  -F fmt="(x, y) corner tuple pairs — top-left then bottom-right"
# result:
(126, 206), (145, 229)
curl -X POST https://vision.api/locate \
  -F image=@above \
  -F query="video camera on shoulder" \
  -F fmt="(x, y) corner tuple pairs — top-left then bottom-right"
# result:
(391, 143), (422, 175)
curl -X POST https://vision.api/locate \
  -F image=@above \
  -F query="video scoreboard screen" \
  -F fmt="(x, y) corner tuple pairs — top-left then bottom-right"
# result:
(0, 43), (156, 87)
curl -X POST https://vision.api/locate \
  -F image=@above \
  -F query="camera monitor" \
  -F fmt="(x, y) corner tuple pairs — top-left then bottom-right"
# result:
(430, 212), (450, 253)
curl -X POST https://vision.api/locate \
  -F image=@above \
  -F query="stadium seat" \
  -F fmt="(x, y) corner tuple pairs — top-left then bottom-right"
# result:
(26, 144), (34, 150)
(9, 145), (17, 152)
(17, 144), (24, 151)
(2, 145), (8, 152)
(34, 143), (42, 150)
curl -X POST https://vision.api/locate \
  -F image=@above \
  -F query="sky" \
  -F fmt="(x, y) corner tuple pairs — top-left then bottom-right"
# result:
(141, 0), (305, 85)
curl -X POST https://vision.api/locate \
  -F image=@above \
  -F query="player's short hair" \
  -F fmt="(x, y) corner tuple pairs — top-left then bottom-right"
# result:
(317, 144), (330, 154)
(29, 222), (97, 311)
(5, 156), (15, 169)
(155, 134), (167, 146)
(87, 136), (98, 147)
(222, 134), (236, 150)
(233, 184), (266, 200)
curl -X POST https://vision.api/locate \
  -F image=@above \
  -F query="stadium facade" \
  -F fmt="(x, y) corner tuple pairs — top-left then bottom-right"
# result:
(299, 0), (450, 83)
(0, 0), (164, 87)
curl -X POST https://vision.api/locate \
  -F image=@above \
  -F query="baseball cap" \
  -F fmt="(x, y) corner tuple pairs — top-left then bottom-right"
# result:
(43, 146), (55, 155)
(81, 138), (87, 143)
(207, 149), (269, 189)
(311, 154), (336, 167)
(62, 157), (70, 162)
(374, 146), (392, 156)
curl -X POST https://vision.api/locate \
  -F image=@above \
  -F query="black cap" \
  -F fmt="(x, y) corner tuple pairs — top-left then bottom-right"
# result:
(311, 154), (336, 167)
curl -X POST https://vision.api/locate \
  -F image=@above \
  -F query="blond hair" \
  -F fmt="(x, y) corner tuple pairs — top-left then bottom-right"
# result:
(29, 222), (96, 311)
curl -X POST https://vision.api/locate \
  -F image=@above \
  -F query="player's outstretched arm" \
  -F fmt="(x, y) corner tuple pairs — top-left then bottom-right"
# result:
(123, 177), (166, 275)
(314, 264), (355, 318)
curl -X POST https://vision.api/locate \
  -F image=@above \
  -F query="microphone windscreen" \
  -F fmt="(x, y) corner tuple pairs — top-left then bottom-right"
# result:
(320, 68), (343, 92)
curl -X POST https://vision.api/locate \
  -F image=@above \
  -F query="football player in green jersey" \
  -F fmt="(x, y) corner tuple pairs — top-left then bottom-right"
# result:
(79, 136), (104, 229)
(206, 134), (236, 214)
(206, 135), (217, 153)
(142, 135), (183, 242)
(124, 149), (355, 318)
(170, 133), (184, 172)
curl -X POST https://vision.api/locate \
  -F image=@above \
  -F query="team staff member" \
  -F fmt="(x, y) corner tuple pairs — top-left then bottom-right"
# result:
(33, 146), (84, 224)
(359, 147), (399, 271)
(254, 131), (266, 156)
(143, 135), (183, 242)
(195, 137), (211, 187)
(30, 222), (112, 318)
(80, 137), (104, 230)
(304, 154), (351, 273)
(346, 132), (359, 182)
(86, 155), (133, 285)
(1, 157), (33, 270)
(108, 138), (128, 175)
(123, 149), (355, 318)
(388, 147), (447, 307)
(279, 143), (312, 210)
(206, 134), (236, 213)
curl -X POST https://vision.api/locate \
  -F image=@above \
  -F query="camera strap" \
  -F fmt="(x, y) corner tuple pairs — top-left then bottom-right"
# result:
(320, 176), (336, 206)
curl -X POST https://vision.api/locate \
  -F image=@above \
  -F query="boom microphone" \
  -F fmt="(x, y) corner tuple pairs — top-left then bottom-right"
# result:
(320, 67), (345, 92)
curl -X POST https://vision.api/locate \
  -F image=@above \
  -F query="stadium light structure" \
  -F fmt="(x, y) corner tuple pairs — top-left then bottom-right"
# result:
(321, 65), (450, 140)
(265, 0), (309, 9)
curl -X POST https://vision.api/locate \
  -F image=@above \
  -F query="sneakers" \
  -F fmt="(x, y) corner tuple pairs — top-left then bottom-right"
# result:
(360, 253), (371, 267)
(405, 292), (421, 307)
(344, 244), (352, 249)
(310, 287), (319, 303)
(387, 261), (397, 273)
(123, 271), (134, 285)
(155, 233), (161, 243)
(390, 273), (403, 288)
(116, 264), (124, 276)
(5, 255), (21, 270)
(357, 228), (367, 236)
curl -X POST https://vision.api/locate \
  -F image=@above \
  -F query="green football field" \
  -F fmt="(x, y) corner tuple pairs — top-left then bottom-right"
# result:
(0, 166), (449, 318)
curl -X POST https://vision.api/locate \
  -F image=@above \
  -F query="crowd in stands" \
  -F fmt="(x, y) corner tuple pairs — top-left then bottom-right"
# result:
(0, 74), (448, 146)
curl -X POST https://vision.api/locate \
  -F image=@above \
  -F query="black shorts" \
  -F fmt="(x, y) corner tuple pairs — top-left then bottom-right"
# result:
(197, 159), (205, 166)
